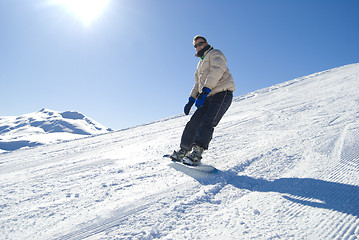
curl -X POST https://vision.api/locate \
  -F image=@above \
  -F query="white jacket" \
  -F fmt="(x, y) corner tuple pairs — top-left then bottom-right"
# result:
(190, 47), (235, 99)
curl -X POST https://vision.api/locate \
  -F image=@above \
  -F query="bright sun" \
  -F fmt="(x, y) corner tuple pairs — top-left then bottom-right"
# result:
(52, 0), (110, 26)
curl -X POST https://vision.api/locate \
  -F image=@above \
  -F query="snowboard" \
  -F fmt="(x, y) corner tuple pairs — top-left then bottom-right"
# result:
(163, 154), (217, 173)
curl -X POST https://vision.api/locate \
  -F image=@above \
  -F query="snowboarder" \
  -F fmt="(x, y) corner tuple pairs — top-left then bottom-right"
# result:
(170, 36), (235, 166)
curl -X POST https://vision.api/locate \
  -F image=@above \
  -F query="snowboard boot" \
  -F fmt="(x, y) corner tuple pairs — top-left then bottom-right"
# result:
(183, 145), (204, 166)
(170, 148), (188, 162)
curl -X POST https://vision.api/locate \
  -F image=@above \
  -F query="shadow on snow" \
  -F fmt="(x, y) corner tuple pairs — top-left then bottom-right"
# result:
(169, 163), (359, 217)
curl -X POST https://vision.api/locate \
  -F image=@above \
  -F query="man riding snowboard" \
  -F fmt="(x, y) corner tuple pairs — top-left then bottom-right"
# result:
(170, 35), (235, 166)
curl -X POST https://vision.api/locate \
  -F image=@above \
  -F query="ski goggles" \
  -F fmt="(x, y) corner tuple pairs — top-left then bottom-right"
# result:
(194, 42), (206, 48)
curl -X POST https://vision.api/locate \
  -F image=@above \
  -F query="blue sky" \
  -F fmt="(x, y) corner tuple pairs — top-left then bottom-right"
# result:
(1, 0), (358, 130)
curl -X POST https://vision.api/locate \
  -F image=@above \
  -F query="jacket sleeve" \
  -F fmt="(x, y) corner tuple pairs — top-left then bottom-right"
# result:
(190, 69), (200, 99)
(204, 50), (227, 90)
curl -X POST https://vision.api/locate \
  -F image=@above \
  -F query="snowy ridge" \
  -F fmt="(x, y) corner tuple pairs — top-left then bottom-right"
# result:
(0, 108), (112, 152)
(0, 63), (359, 239)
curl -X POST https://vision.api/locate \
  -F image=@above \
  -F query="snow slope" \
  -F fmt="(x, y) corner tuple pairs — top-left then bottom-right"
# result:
(1, 63), (359, 239)
(0, 108), (112, 153)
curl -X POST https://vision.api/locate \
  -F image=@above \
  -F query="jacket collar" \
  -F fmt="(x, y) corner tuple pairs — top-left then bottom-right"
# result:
(195, 45), (213, 59)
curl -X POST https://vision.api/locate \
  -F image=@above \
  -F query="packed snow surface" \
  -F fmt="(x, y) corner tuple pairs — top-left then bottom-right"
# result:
(0, 108), (112, 152)
(1, 64), (359, 239)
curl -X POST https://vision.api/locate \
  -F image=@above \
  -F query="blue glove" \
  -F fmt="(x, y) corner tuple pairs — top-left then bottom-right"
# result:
(184, 97), (195, 115)
(195, 87), (211, 108)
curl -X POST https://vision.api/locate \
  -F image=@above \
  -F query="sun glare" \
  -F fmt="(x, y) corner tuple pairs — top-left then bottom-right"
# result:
(52, 0), (110, 26)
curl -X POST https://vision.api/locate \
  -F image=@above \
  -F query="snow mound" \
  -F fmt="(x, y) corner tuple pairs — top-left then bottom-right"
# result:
(0, 108), (112, 152)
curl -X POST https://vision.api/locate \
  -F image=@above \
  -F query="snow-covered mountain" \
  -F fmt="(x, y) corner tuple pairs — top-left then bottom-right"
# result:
(0, 64), (358, 239)
(0, 108), (112, 153)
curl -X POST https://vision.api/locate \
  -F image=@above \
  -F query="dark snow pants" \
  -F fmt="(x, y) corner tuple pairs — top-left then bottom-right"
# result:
(180, 90), (233, 151)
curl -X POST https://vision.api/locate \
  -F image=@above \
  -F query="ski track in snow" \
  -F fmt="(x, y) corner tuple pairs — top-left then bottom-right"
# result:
(1, 63), (359, 239)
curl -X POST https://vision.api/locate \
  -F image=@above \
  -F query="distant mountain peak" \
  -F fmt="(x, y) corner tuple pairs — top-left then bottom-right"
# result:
(0, 109), (113, 152)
